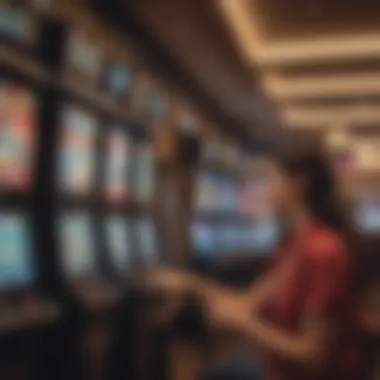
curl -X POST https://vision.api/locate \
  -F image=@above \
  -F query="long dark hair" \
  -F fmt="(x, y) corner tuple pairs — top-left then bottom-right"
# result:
(274, 145), (350, 234)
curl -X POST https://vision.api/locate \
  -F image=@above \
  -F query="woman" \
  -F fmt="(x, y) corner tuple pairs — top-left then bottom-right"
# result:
(144, 146), (365, 380)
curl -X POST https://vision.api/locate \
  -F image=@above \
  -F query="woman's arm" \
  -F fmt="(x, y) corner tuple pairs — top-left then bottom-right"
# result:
(187, 269), (275, 313)
(207, 243), (348, 372)
(244, 312), (335, 370)
(142, 266), (274, 312)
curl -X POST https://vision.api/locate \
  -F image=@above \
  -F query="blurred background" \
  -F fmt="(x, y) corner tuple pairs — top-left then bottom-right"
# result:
(0, 0), (379, 379)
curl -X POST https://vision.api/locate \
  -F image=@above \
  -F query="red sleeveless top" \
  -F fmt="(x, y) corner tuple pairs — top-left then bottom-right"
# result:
(261, 221), (366, 380)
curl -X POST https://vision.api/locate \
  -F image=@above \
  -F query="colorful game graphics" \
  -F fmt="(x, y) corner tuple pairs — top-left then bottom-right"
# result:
(105, 129), (131, 202)
(105, 216), (131, 270)
(239, 177), (272, 218)
(0, 83), (36, 191)
(59, 212), (96, 276)
(192, 223), (215, 259)
(58, 106), (97, 195)
(0, 213), (35, 287)
(195, 173), (238, 213)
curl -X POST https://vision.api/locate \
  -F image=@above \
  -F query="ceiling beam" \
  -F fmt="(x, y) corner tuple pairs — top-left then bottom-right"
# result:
(262, 72), (380, 100)
(255, 34), (380, 66)
(282, 104), (380, 128)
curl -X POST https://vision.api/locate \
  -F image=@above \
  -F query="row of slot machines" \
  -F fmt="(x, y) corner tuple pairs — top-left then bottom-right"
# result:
(0, 213), (156, 287)
(1, 2), (167, 378)
(1, 81), (158, 289)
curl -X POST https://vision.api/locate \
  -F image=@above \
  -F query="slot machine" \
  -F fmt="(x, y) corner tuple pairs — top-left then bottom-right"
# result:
(0, 78), (60, 379)
(52, 14), (122, 380)
(101, 125), (133, 284)
(130, 76), (168, 268)
(110, 78), (169, 380)
(55, 103), (120, 380)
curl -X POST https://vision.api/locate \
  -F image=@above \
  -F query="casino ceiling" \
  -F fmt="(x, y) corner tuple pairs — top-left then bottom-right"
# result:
(218, 0), (380, 132)
(124, 0), (380, 145)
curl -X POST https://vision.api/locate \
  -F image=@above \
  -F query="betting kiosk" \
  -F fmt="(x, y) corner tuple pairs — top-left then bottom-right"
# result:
(0, 77), (60, 380)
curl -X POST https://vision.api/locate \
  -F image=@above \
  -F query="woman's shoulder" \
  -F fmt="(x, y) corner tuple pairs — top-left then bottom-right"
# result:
(303, 224), (350, 265)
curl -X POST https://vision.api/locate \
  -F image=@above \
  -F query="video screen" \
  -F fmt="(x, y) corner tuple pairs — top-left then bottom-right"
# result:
(136, 218), (157, 265)
(0, 213), (35, 287)
(355, 196), (380, 233)
(133, 145), (155, 203)
(219, 177), (238, 212)
(131, 76), (151, 118)
(248, 219), (279, 253)
(0, 4), (37, 47)
(58, 106), (97, 195)
(195, 172), (218, 212)
(192, 223), (216, 260)
(105, 129), (131, 202)
(106, 64), (132, 99)
(195, 172), (238, 213)
(239, 177), (272, 218)
(59, 212), (96, 276)
(0, 82), (37, 191)
(105, 216), (132, 270)
(65, 28), (103, 82)
(146, 91), (168, 119)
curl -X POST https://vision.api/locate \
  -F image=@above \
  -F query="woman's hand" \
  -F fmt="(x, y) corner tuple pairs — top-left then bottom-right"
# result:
(136, 267), (193, 296)
(206, 293), (253, 332)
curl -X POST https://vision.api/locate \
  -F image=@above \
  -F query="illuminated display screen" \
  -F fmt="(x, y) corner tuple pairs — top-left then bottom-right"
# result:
(249, 219), (279, 252)
(105, 216), (132, 270)
(0, 213), (35, 287)
(0, 5), (36, 46)
(195, 173), (238, 212)
(136, 218), (157, 264)
(105, 129), (131, 202)
(192, 223), (215, 259)
(0, 82), (36, 191)
(193, 220), (278, 261)
(133, 145), (155, 202)
(195, 173), (218, 211)
(355, 196), (380, 232)
(107, 64), (132, 98)
(239, 177), (272, 217)
(147, 91), (168, 119)
(65, 29), (103, 82)
(59, 212), (96, 276)
(219, 177), (237, 211)
(58, 106), (97, 195)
